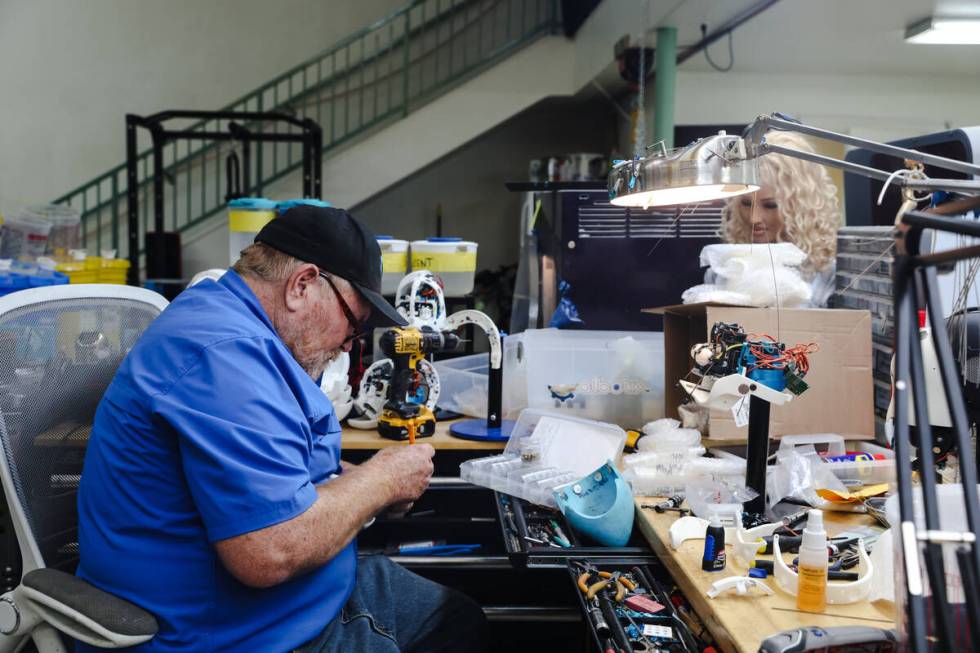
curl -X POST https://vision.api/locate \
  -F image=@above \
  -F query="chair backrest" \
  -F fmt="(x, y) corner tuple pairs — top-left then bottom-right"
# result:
(0, 285), (168, 578)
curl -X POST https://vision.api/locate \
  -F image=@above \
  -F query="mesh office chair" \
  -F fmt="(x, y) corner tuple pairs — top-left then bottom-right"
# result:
(0, 285), (168, 651)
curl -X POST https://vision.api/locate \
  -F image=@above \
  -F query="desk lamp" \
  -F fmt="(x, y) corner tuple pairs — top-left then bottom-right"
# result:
(610, 112), (980, 652)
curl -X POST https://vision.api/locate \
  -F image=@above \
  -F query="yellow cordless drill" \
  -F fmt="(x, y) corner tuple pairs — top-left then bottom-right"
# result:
(377, 326), (459, 443)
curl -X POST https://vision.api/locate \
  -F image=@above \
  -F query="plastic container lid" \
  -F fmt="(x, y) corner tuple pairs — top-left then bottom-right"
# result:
(7, 209), (54, 230)
(376, 235), (395, 240)
(25, 204), (81, 225)
(277, 198), (332, 212)
(228, 198), (278, 210)
(427, 237), (462, 242)
(502, 409), (627, 479)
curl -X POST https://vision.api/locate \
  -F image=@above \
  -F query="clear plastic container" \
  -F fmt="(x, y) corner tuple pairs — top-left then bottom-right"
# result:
(778, 435), (895, 486)
(433, 354), (505, 418)
(21, 204), (81, 257)
(822, 441), (895, 486)
(377, 236), (409, 295)
(410, 237), (477, 297)
(227, 198), (277, 265)
(1, 209), (53, 260)
(459, 409), (627, 507)
(502, 328), (665, 429)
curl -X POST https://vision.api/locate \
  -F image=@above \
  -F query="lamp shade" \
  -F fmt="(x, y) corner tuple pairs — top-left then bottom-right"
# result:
(608, 133), (760, 208)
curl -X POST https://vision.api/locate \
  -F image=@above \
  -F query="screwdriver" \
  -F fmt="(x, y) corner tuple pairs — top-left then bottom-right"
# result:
(751, 559), (859, 581)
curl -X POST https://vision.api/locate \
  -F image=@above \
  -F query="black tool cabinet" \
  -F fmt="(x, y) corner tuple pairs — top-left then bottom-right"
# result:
(348, 450), (697, 651)
(359, 479), (585, 649)
(495, 492), (697, 652)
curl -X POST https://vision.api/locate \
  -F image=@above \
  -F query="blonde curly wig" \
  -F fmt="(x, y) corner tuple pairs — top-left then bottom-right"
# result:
(720, 131), (841, 273)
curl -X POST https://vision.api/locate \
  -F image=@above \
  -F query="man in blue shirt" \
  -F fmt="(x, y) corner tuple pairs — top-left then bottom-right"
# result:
(77, 206), (486, 652)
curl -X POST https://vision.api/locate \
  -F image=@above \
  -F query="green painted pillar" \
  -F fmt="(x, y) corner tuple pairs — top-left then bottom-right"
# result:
(652, 26), (677, 149)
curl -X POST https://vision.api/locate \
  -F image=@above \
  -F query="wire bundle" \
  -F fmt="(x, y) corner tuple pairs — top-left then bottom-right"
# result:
(745, 334), (819, 377)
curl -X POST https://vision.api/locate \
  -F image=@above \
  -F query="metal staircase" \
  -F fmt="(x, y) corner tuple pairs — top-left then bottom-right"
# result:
(52, 0), (559, 265)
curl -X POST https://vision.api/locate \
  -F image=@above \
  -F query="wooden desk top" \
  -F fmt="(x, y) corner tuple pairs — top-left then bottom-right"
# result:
(33, 419), (507, 452)
(341, 419), (507, 451)
(635, 497), (895, 653)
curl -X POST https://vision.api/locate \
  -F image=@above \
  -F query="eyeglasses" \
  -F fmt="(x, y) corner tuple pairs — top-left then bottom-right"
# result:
(318, 271), (366, 342)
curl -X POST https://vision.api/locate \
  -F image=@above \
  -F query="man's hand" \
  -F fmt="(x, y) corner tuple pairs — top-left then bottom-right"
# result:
(214, 444), (434, 588)
(364, 444), (435, 507)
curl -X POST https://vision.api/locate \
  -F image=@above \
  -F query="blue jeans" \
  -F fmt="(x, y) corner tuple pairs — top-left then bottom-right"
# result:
(293, 555), (487, 653)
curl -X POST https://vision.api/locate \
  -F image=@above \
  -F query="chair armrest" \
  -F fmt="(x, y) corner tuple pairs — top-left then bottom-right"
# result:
(17, 568), (157, 648)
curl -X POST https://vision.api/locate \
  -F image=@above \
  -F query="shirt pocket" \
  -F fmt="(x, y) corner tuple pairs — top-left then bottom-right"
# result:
(309, 412), (342, 482)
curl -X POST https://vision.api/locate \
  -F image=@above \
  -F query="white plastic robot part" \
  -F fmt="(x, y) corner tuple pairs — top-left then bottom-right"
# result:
(669, 516), (708, 550)
(732, 521), (783, 568)
(772, 534), (874, 604)
(395, 270), (448, 329)
(706, 576), (774, 599)
(444, 309), (502, 369)
(188, 268), (227, 287)
(691, 343), (715, 367)
(347, 358), (441, 430)
(679, 373), (794, 411)
(669, 515), (780, 552)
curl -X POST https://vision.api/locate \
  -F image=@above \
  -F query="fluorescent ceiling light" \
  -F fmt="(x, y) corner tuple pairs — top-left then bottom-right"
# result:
(906, 17), (980, 44)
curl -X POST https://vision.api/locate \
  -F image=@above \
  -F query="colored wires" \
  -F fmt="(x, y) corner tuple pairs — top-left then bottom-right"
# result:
(745, 333), (819, 376)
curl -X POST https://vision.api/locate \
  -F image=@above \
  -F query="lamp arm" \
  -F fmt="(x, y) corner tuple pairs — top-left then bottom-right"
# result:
(763, 142), (980, 195)
(745, 113), (980, 186)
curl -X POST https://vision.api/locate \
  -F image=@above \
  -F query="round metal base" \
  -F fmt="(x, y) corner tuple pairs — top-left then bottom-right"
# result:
(449, 419), (516, 442)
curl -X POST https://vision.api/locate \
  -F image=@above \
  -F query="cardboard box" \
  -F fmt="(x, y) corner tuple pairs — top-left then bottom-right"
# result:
(646, 303), (874, 441)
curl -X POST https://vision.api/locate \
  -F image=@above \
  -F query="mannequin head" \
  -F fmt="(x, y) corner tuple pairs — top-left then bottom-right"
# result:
(721, 131), (841, 273)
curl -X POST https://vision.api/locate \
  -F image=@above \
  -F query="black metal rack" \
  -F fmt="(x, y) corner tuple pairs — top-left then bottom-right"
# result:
(125, 110), (323, 286)
(892, 209), (980, 651)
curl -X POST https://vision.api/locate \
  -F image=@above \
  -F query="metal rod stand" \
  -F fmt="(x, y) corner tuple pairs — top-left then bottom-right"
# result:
(744, 395), (771, 516)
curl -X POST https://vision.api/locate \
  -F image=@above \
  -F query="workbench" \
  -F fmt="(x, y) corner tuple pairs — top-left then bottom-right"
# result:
(341, 418), (505, 476)
(634, 497), (896, 653)
(341, 419), (506, 451)
(35, 419), (505, 452)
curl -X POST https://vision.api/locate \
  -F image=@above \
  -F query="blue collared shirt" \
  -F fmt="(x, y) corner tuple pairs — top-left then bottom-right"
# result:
(77, 270), (354, 652)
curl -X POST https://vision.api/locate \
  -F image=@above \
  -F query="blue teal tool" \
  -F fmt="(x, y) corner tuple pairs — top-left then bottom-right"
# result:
(553, 461), (634, 547)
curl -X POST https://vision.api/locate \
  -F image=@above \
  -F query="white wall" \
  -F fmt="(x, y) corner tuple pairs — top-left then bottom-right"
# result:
(672, 71), (980, 142)
(353, 97), (618, 272)
(0, 0), (403, 215)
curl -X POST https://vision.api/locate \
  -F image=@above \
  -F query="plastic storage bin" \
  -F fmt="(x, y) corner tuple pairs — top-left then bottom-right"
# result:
(1, 209), (53, 260)
(502, 328), (665, 429)
(21, 205), (81, 257)
(433, 354), (507, 418)
(0, 262), (68, 297)
(55, 251), (99, 284)
(410, 237), (477, 296)
(777, 434), (896, 486)
(377, 236), (409, 295)
(460, 409), (627, 507)
(823, 441), (895, 486)
(227, 198), (277, 265)
(99, 256), (130, 284)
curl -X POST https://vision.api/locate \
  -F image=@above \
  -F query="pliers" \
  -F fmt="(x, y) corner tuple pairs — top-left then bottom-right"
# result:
(577, 568), (637, 601)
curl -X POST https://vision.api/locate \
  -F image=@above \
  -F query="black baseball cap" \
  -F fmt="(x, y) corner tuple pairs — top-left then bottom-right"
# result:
(255, 205), (407, 328)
